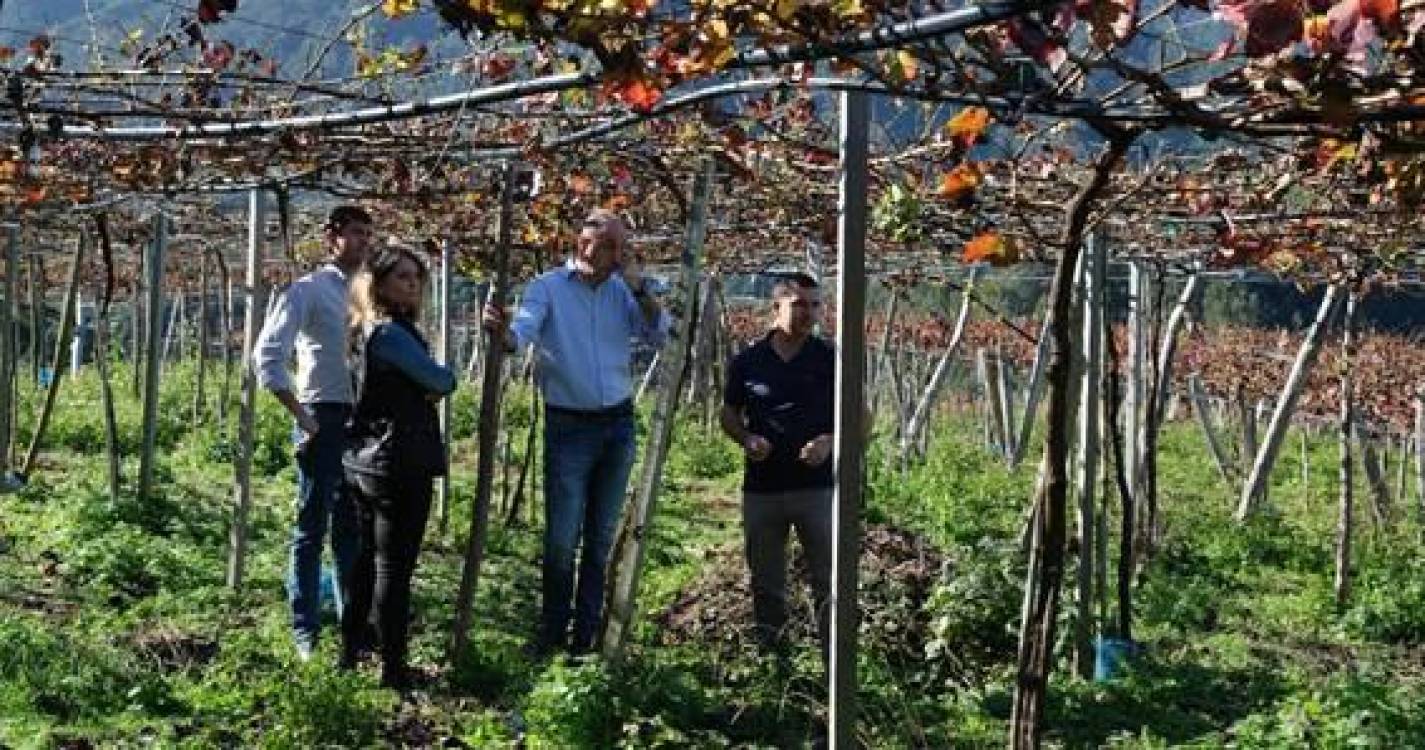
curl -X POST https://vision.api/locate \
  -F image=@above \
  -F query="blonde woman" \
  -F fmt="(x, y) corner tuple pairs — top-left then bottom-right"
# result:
(341, 246), (456, 690)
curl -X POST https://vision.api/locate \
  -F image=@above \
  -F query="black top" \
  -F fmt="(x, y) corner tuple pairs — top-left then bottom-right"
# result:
(723, 333), (835, 493)
(344, 318), (451, 479)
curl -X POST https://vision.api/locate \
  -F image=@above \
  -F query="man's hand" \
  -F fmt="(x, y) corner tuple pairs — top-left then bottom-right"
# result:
(743, 434), (773, 462)
(482, 303), (515, 350)
(799, 434), (833, 467)
(482, 302), (507, 333)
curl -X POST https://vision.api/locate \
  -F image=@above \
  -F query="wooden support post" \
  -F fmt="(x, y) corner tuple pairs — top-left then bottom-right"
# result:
(1073, 232), (1104, 679)
(1125, 261), (1146, 493)
(137, 214), (168, 501)
(160, 284), (180, 368)
(901, 265), (979, 459)
(130, 245), (142, 398)
(829, 89), (869, 750)
(1416, 390), (1424, 521)
(227, 190), (266, 589)
(1187, 374), (1234, 484)
(22, 234), (87, 477)
(1359, 425), (1391, 530)
(1396, 433), (1409, 509)
(437, 239), (454, 534)
(0, 226), (16, 476)
(27, 254), (40, 387)
(72, 287), (89, 375)
(1235, 285), (1342, 521)
(871, 288), (898, 413)
(1141, 269), (1201, 546)
(195, 252), (209, 422)
(1014, 314), (1054, 465)
(92, 291), (122, 503)
(996, 348), (1017, 466)
(1335, 292), (1357, 608)
(1236, 383), (1258, 477)
(600, 160), (713, 656)
(977, 348), (1002, 455)
(450, 162), (519, 664)
(213, 249), (233, 426)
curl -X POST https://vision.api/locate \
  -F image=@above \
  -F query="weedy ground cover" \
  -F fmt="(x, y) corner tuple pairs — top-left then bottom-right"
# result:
(1, 363), (1423, 747)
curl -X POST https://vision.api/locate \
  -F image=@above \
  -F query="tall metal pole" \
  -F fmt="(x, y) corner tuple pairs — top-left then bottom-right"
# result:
(227, 189), (266, 588)
(437, 239), (454, 533)
(137, 213), (168, 500)
(830, 89), (869, 750)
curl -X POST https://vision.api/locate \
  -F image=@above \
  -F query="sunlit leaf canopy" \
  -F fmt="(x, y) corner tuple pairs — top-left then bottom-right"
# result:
(0, 0), (1421, 287)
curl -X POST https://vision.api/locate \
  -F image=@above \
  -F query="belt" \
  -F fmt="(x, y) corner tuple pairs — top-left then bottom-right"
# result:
(546, 399), (634, 420)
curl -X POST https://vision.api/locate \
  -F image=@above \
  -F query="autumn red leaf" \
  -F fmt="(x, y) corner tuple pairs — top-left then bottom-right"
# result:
(604, 75), (662, 113)
(937, 163), (982, 202)
(945, 106), (990, 148)
(961, 230), (1019, 266)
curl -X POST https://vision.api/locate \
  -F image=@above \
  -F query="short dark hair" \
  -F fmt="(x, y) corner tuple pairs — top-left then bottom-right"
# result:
(326, 205), (373, 234)
(771, 271), (819, 297)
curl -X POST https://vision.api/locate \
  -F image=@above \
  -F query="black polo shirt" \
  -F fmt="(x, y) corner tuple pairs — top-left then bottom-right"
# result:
(724, 333), (836, 493)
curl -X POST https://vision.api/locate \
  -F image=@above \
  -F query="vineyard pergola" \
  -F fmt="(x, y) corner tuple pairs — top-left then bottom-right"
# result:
(0, 0), (1423, 746)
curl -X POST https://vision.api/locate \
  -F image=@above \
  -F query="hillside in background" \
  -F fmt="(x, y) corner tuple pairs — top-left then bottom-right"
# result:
(0, 0), (458, 84)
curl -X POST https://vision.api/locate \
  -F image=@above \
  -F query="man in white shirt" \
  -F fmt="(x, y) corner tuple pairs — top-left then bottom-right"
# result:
(253, 205), (374, 661)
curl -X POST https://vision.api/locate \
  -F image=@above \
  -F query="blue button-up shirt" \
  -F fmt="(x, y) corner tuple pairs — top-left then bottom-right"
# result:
(510, 260), (670, 410)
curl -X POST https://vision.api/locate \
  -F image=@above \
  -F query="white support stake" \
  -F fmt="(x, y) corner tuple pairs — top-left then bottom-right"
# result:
(137, 214), (168, 501)
(437, 239), (454, 531)
(830, 89), (869, 750)
(1236, 284), (1342, 521)
(227, 189), (266, 589)
(1073, 231), (1103, 678)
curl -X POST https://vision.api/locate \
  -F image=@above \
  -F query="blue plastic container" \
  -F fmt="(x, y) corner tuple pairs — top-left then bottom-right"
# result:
(1094, 636), (1140, 682)
(37, 367), (53, 387)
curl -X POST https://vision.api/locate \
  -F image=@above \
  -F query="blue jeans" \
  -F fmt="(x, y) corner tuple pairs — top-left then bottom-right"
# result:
(541, 407), (636, 649)
(288, 402), (360, 644)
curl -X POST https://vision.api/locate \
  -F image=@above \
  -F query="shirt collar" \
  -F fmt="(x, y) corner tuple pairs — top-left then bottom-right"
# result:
(322, 262), (349, 283)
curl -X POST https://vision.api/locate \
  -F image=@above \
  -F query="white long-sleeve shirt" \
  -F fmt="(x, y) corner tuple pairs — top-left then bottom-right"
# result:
(253, 264), (354, 404)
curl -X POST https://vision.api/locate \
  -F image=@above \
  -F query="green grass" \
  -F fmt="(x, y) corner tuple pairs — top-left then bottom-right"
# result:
(1, 358), (1424, 747)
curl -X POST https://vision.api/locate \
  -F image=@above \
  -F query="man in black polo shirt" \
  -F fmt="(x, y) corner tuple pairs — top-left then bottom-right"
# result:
(720, 272), (835, 653)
